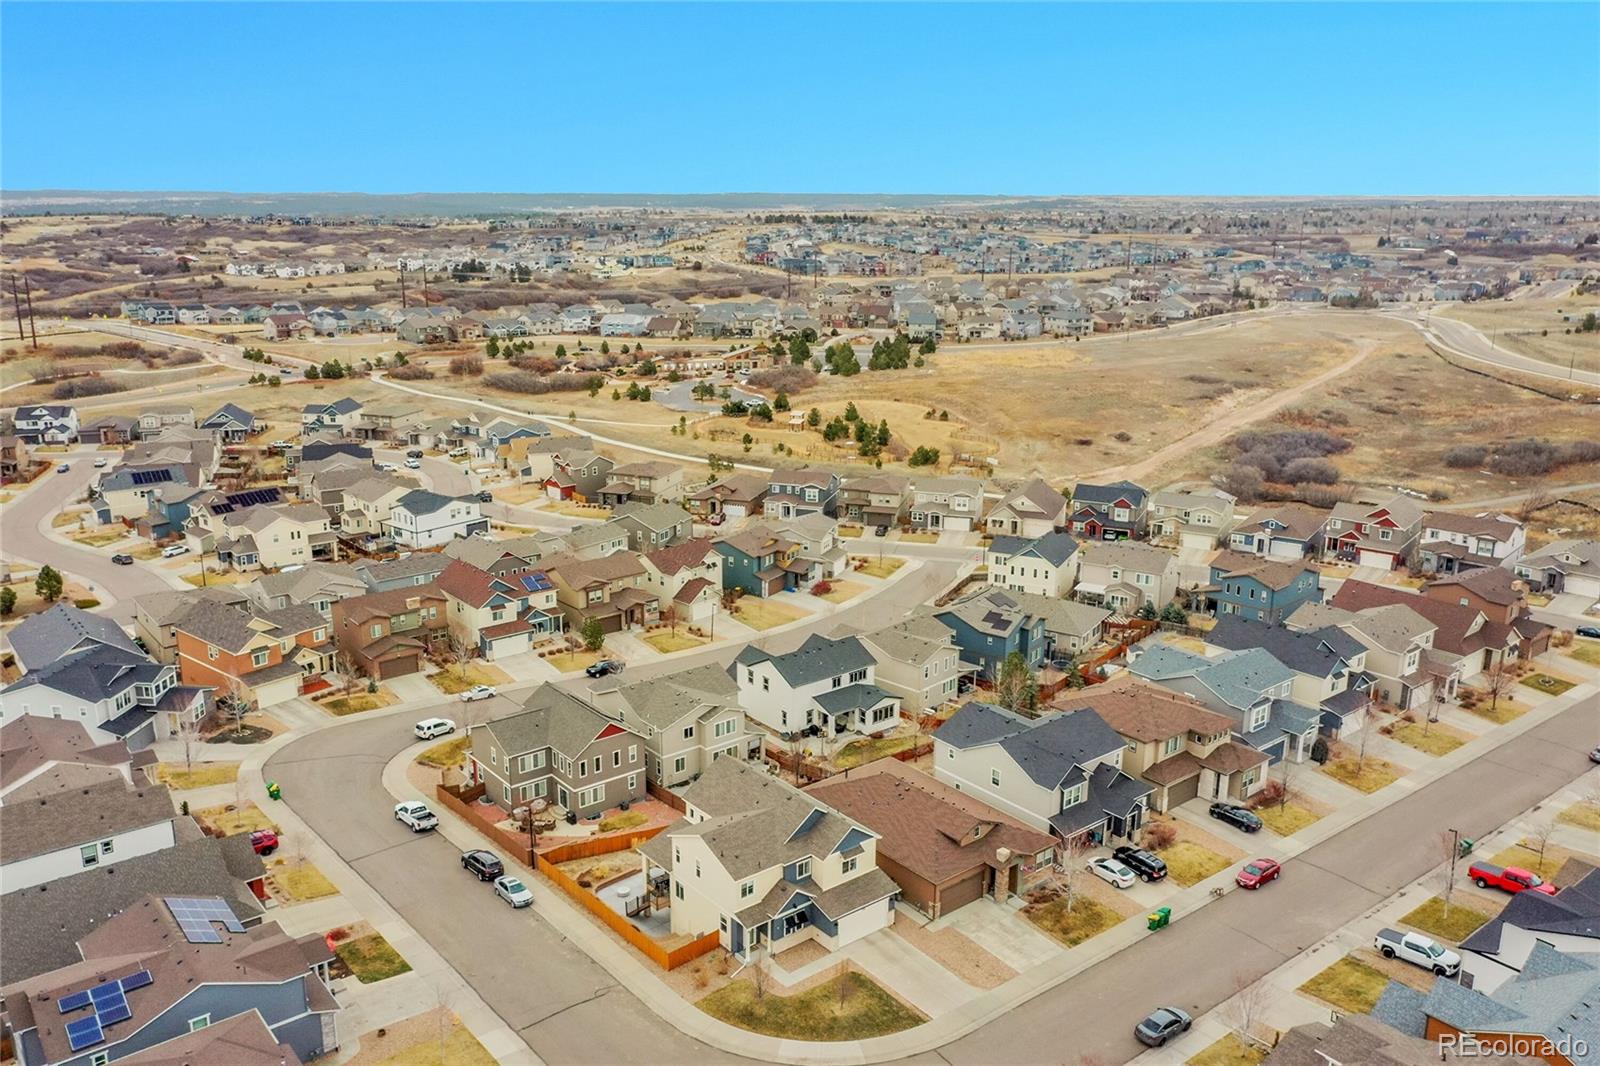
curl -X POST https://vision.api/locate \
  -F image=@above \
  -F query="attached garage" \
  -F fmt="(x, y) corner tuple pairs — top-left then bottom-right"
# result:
(1357, 548), (1399, 569)
(934, 868), (987, 915)
(1163, 772), (1202, 809)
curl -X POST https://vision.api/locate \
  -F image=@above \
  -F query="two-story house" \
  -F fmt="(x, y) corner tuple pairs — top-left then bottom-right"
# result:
(687, 473), (770, 523)
(335, 476), (418, 539)
(1457, 867), (1600, 996)
(934, 588), (1049, 680)
(1206, 615), (1376, 738)
(135, 404), (195, 441)
(985, 531), (1080, 598)
(641, 539), (723, 626)
(1129, 643), (1322, 763)
(1514, 538), (1600, 603)
(10, 404), (79, 444)
(1421, 568), (1552, 659)
(173, 600), (333, 709)
(838, 473), (911, 529)
(354, 403), (425, 444)
(0, 643), (207, 753)
(1331, 579), (1523, 684)
(247, 563), (367, 620)
(1417, 511), (1526, 575)
(191, 502), (339, 572)
(351, 553), (451, 593)
(1149, 488), (1237, 550)
(855, 616), (964, 713)
(611, 501), (693, 552)
(1206, 549), (1323, 624)
(197, 402), (259, 442)
(933, 701), (1153, 843)
(1324, 492), (1425, 569)
(1051, 683), (1268, 811)
(469, 685), (647, 819)
(908, 476), (984, 533)
(331, 584), (448, 679)
(596, 460), (685, 507)
(0, 782), (175, 894)
(544, 449), (614, 502)
(435, 560), (562, 660)
(763, 468), (841, 519)
(591, 662), (753, 787)
(1288, 602), (1438, 712)
(763, 514), (849, 581)
(0, 716), (150, 806)
(637, 758), (898, 961)
(715, 527), (806, 597)
(388, 490), (488, 549)
(299, 397), (363, 434)
(985, 478), (1068, 538)
(1227, 503), (1329, 559)
(1074, 541), (1180, 612)
(1067, 480), (1149, 540)
(6, 603), (144, 675)
(541, 552), (658, 633)
(732, 634), (901, 738)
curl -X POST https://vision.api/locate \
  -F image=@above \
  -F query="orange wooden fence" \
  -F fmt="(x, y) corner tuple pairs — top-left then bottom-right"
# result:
(538, 824), (668, 864)
(435, 782), (535, 866)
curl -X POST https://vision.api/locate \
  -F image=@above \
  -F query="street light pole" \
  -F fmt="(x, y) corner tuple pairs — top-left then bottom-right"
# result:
(1446, 827), (1461, 910)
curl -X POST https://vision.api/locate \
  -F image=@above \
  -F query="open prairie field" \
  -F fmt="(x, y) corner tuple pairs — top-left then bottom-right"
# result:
(1437, 298), (1600, 375)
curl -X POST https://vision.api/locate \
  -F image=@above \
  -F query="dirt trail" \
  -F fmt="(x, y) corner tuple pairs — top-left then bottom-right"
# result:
(1086, 337), (1380, 483)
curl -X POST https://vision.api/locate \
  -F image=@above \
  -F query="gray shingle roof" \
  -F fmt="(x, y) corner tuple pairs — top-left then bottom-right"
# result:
(607, 662), (738, 731)
(8, 604), (142, 673)
(1208, 616), (1364, 679)
(480, 685), (641, 759)
(989, 531), (1078, 567)
(3, 645), (168, 705)
(733, 633), (875, 689)
(0, 781), (174, 863)
(936, 702), (1125, 790)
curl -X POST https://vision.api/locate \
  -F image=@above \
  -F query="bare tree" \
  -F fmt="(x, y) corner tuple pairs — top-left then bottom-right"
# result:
(750, 955), (770, 1001)
(1524, 819), (1558, 876)
(1224, 970), (1272, 1049)
(834, 961), (855, 1011)
(661, 604), (680, 636)
(334, 645), (362, 695)
(1354, 694), (1380, 773)
(445, 630), (473, 682)
(993, 651), (1038, 716)
(174, 704), (201, 774)
(1055, 834), (1095, 914)
(1484, 663), (1513, 715)
(1276, 752), (1301, 811)
(217, 675), (250, 738)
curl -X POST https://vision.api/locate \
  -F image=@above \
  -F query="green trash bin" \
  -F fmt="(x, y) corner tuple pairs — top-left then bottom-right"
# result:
(1147, 906), (1171, 931)
(1458, 837), (1475, 858)
(266, 781), (282, 801)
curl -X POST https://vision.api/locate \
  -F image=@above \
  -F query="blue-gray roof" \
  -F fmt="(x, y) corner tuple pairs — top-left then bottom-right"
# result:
(396, 488), (466, 515)
(812, 684), (896, 715)
(7, 604), (142, 673)
(1048, 762), (1154, 836)
(734, 633), (875, 689)
(1208, 617), (1364, 679)
(1072, 480), (1148, 507)
(1132, 644), (1296, 712)
(1370, 981), (1429, 1038)
(4, 645), (166, 704)
(990, 531), (1078, 568)
(936, 702), (1125, 790)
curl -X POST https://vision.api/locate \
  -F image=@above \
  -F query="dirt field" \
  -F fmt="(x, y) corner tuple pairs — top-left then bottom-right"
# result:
(1440, 298), (1600, 374)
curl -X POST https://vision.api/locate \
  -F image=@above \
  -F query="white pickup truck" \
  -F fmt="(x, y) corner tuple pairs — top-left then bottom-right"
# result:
(1373, 928), (1460, 976)
(394, 801), (439, 832)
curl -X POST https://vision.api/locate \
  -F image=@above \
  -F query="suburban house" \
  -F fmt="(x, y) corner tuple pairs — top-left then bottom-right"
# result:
(10, 404), (79, 444)
(435, 560), (562, 660)
(299, 397), (364, 434)
(838, 473), (911, 529)
(855, 616), (964, 713)
(197, 403), (259, 442)
(1226, 503), (1328, 559)
(1514, 539), (1600, 603)
(0, 433), (30, 482)
(1066, 480), (1149, 540)
(933, 701), (1153, 845)
(715, 527), (808, 597)
(542, 552), (659, 633)
(388, 490), (488, 548)
(985, 478), (1068, 538)
(637, 758), (899, 961)
(354, 403), (425, 444)
(6, 603), (144, 675)
(1288, 602), (1441, 712)
(807, 761), (1059, 919)
(763, 468), (841, 519)
(91, 464), (200, 525)
(262, 312), (314, 339)
(907, 476), (984, 532)
(247, 563), (367, 619)
(1206, 616), (1376, 738)
(443, 533), (547, 578)
(0, 716), (152, 806)
(544, 450), (614, 501)
(1332, 579), (1538, 679)
(687, 473), (770, 523)
(1129, 643), (1322, 763)
(174, 599), (334, 709)
(190, 501), (339, 572)
(1324, 492), (1425, 569)
(353, 553), (451, 593)
(331, 584), (448, 679)
(555, 521), (630, 561)
(596, 461), (685, 507)
(590, 662), (753, 787)
(130, 588), (251, 665)
(1148, 488), (1237, 550)
(134, 405), (195, 440)
(1417, 511), (1526, 574)
(1456, 866), (1600, 995)
(935, 587), (1049, 680)
(0, 782), (175, 894)
(985, 531), (1080, 598)
(468, 685), (647, 819)
(1051, 682), (1269, 811)
(995, 593), (1112, 657)
(763, 514), (849, 581)
(611, 501), (693, 552)
(3, 894), (339, 1065)
(1074, 541), (1180, 612)
(0, 643), (207, 753)
(732, 634), (901, 739)
(1204, 549), (1323, 624)
(1422, 568), (1553, 658)
(640, 539), (723, 626)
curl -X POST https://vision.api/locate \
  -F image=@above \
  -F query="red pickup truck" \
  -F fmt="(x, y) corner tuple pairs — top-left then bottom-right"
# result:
(1469, 861), (1556, 896)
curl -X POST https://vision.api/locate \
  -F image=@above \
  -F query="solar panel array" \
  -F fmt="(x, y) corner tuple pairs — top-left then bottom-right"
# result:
(226, 487), (282, 508)
(164, 896), (244, 943)
(65, 1015), (103, 1052)
(129, 469), (175, 486)
(56, 969), (152, 1051)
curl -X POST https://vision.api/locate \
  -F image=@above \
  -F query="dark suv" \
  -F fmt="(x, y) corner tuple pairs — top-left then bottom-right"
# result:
(461, 850), (504, 881)
(1209, 802), (1263, 833)
(1113, 845), (1169, 882)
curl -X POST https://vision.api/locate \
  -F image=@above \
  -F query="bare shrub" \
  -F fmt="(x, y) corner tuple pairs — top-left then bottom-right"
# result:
(747, 365), (818, 393)
(449, 355), (484, 377)
(52, 377), (127, 399)
(388, 364), (435, 381)
(1142, 820), (1178, 850)
(1443, 445), (1487, 468)
(485, 371), (593, 395)
(1281, 457), (1340, 484)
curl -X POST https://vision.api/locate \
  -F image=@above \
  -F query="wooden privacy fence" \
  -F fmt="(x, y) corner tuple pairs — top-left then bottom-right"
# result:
(538, 824), (667, 864)
(646, 780), (687, 813)
(435, 782), (535, 866)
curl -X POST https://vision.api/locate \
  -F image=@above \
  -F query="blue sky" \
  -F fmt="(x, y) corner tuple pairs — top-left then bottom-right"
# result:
(3, 2), (1596, 195)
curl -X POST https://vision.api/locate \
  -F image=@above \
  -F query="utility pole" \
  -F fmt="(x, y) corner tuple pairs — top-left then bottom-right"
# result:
(9, 276), (24, 345)
(21, 274), (38, 350)
(1445, 827), (1461, 911)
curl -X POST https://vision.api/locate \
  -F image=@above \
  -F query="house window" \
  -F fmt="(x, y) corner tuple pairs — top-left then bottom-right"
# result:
(80, 844), (100, 867)
(207, 646), (220, 661)
(848, 668), (867, 684)
(841, 856), (858, 874)
(1062, 783), (1086, 807)
(673, 756), (686, 774)
(91, 1054), (109, 1066)
(1379, 528), (1392, 541)
(627, 774), (638, 790)
(252, 649), (269, 668)
(683, 725), (695, 739)
(1163, 735), (1183, 756)
(613, 750), (621, 768)
(714, 719), (736, 738)
(1248, 704), (1270, 731)
(628, 745), (637, 762)
(577, 762), (586, 779)
(100, 840), (114, 856)
(533, 780), (548, 798)
(592, 756), (601, 774)
(188, 1015), (211, 1033)
(371, 624), (383, 639)
(675, 881), (684, 901)
(741, 881), (755, 898)
(991, 769), (1001, 787)
(796, 858), (811, 880)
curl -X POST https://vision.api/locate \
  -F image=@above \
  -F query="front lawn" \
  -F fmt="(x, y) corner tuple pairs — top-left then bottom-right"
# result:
(1558, 802), (1600, 832)
(335, 932), (413, 984)
(416, 736), (470, 770)
(68, 530), (127, 548)
(370, 1016), (497, 1066)
(899, 531), (940, 544)
(1518, 673), (1575, 697)
(1297, 955), (1388, 1014)
(1491, 842), (1586, 881)
(1320, 757), (1402, 794)
(429, 664), (505, 694)
(1253, 802), (1323, 837)
(1458, 694), (1527, 724)
(731, 597), (809, 631)
(153, 761), (240, 789)
(1024, 895), (1123, 947)
(321, 690), (396, 716)
(1189, 1033), (1267, 1066)
(854, 556), (906, 579)
(267, 859), (340, 904)
(832, 735), (915, 770)
(643, 630), (709, 653)
(1158, 841), (1232, 887)
(544, 650), (600, 673)
(815, 579), (867, 604)
(1566, 641), (1600, 667)
(1399, 896), (1491, 943)
(1389, 722), (1468, 757)
(194, 802), (277, 837)
(696, 970), (924, 1041)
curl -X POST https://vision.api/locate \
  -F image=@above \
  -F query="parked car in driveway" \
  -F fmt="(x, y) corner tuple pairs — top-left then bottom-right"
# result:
(585, 659), (623, 678)
(394, 801), (438, 832)
(161, 543), (190, 558)
(111, 554), (134, 565)
(1087, 856), (1137, 889)
(1209, 802), (1263, 833)
(461, 849), (504, 881)
(475, 490), (493, 503)
(494, 875), (534, 908)
(1236, 858), (1281, 889)
(1134, 1007), (1191, 1047)
(1112, 845), (1168, 883)
(1374, 928), (1460, 976)
(93, 457), (108, 468)
(459, 685), (496, 702)
(249, 829), (279, 856)
(1469, 861), (1557, 896)
(414, 717), (456, 739)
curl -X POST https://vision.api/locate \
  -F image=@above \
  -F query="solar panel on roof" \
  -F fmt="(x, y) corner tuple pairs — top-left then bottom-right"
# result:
(118, 970), (153, 993)
(164, 896), (244, 943)
(97, 1001), (132, 1026)
(65, 1016), (104, 1052)
(89, 983), (124, 1009)
(129, 469), (175, 486)
(57, 990), (92, 1014)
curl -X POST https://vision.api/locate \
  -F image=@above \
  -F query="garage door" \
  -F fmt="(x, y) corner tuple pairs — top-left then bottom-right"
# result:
(938, 869), (987, 915)
(1165, 773), (1201, 808)
(377, 654), (419, 680)
(1357, 548), (1396, 569)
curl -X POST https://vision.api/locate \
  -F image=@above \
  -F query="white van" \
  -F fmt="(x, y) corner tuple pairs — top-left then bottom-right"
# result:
(414, 717), (457, 740)
(161, 543), (191, 558)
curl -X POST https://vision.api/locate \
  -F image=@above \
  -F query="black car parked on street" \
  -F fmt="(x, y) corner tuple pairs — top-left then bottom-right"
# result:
(461, 850), (505, 881)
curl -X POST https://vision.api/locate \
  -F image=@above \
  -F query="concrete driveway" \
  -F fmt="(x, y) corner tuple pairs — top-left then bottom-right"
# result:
(931, 898), (1060, 970)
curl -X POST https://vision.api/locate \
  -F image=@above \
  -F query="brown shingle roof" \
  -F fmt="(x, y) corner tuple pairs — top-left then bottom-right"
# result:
(434, 559), (513, 608)
(1050, 682), (1230, 742)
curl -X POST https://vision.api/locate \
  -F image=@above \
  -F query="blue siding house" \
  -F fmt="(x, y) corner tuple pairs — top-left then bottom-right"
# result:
(934, 588), (1047, 681)
(1207, 550), (1322, 624)
(715, 528), (804, 597)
